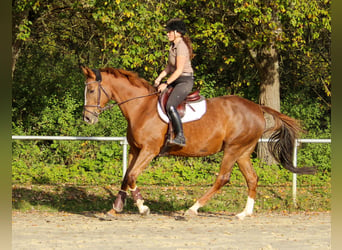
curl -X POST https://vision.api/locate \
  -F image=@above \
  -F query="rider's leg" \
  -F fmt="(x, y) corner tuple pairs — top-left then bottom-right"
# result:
(166, 76), (193, 147)
(167, 105), (186, 146)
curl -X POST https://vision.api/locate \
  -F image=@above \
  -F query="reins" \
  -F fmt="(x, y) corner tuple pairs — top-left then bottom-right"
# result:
(94, 91), (158, 114)
(111, 92), (159, 107)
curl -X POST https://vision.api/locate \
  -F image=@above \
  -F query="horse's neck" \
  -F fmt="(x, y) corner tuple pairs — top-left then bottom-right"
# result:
(119, 94), (156, 121)
(109, 78), (156, 123)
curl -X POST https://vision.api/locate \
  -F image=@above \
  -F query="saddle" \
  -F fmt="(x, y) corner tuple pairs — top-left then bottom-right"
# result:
(157, 87), (206, 155)
(159, 87), (201, 117)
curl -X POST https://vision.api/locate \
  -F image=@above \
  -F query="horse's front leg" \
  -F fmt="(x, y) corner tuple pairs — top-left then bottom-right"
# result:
(112, 147), (156, 215)
(112, 147), (137, 213)
(113, 186), (150, 215)
(130, 186), (150, 215)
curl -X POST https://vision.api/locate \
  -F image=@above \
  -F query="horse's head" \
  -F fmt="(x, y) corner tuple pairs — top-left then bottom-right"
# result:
(82, 67), (112, 124)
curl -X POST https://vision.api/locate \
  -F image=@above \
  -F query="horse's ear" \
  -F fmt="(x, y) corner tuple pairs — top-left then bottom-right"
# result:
(81, 66), (88, 76)
(81, 66), (95, 79)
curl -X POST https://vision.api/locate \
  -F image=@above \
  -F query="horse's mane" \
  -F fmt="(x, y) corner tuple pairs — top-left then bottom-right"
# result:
(100, 67), (156, 93)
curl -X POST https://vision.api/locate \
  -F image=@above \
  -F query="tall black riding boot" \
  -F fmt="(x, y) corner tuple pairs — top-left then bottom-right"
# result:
(168, 106), (186, 147)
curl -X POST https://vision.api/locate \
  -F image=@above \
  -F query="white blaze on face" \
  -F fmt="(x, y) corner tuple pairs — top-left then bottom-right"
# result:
(84, 84), (88, 106)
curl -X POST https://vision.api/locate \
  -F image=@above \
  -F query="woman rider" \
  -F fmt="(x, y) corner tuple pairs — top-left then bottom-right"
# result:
(154, 18), (194, 147)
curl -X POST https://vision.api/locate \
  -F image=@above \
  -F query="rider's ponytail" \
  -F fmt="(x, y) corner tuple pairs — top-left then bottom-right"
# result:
(182, 35), (194, 59)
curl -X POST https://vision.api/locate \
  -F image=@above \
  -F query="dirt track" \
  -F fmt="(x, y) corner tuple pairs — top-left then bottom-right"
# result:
(12, 211), (330, 249)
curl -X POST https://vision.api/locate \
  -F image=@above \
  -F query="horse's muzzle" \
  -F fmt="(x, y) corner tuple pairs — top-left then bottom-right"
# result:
(83, 112), (99, 125)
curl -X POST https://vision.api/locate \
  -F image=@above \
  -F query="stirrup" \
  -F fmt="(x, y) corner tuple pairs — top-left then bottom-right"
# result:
(167, 134), (186, 147)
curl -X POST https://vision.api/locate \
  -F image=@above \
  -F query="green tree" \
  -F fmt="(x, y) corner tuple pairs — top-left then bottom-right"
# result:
(164, 0), (330, 164)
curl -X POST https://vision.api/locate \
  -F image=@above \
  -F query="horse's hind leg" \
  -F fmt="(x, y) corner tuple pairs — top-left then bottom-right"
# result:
(235, 154), (258, 220)
(185, 147), (238, 216)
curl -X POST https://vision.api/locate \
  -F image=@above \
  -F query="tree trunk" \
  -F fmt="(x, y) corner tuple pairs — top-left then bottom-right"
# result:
(249, 42), (280, 165)
(12, 40), (22, 78)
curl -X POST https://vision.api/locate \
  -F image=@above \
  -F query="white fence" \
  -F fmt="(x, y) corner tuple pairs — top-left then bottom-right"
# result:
(259, 138), (331, 205)
(12, 136), (330, 204)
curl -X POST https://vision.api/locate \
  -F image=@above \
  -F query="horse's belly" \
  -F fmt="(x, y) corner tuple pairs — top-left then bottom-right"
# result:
(168, 145), (222, 157)
(168, 132), (224, 157)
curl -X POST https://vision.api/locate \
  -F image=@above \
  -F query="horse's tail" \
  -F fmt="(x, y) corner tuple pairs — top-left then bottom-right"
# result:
(261, 106), (316, 175)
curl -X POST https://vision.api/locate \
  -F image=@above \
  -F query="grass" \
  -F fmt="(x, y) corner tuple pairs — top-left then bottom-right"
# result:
(12, 182), (331, 215)
(12, 154), (331, 214)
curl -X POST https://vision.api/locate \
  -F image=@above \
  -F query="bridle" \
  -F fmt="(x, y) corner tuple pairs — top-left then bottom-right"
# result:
(83, 69), (158, 117)
(83, 80), (113, 117)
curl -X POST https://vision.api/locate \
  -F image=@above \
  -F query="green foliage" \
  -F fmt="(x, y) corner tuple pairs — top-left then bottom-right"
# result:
(12, 92), (127, 185)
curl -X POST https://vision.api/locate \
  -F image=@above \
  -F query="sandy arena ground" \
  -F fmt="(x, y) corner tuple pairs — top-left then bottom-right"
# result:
(12, 211), (330, 249)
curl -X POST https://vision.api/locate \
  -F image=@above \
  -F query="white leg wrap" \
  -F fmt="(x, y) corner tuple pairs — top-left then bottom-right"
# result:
(236, 196), (254, 220)
(136, 199), (150, 215)
(185, 201), (201, 216)
(190, 201), (201, 212)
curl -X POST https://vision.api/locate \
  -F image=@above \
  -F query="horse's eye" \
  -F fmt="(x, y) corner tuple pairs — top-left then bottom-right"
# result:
(89, 89), (95, 94)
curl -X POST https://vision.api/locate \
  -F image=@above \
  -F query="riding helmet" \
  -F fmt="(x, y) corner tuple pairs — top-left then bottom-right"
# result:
(165, 18), (187, 35)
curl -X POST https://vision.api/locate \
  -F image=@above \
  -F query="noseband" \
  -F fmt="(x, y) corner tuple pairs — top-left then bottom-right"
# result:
(83, 69), (158, 117)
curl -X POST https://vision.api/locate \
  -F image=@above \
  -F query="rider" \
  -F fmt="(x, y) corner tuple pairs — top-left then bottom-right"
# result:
(154, 18), (194, 147)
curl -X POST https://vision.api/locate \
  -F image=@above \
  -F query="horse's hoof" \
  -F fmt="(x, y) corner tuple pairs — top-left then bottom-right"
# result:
(106, 209), (118, 217)
(113, 205), (123, 213)
(140, 206), (150, 216)
(235, 211), (252, 220)
(113, 191), (127, 213)
(235, 214), (245, 220)
(184, 209), (198, 217)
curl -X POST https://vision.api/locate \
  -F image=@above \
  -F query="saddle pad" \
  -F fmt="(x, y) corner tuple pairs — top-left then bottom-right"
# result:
(157, 99), (207, 123)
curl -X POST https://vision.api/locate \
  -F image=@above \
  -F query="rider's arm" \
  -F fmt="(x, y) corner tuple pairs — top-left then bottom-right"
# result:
(154, 64), (171, 87)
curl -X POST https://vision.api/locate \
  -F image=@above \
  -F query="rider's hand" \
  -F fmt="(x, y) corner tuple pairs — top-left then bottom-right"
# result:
(157, 82), (168, 93)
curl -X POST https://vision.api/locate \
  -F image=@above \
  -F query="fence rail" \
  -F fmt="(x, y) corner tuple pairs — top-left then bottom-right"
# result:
(259, 138), (331, 205)
(12, 136), (331, 205)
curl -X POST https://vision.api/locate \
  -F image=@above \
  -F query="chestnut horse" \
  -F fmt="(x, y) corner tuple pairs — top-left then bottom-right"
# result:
(82, 67), (315, 219)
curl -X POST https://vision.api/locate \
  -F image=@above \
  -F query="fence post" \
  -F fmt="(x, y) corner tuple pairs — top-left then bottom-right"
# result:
(292, 139), (298, 207)
(121, 137), (128, 178)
